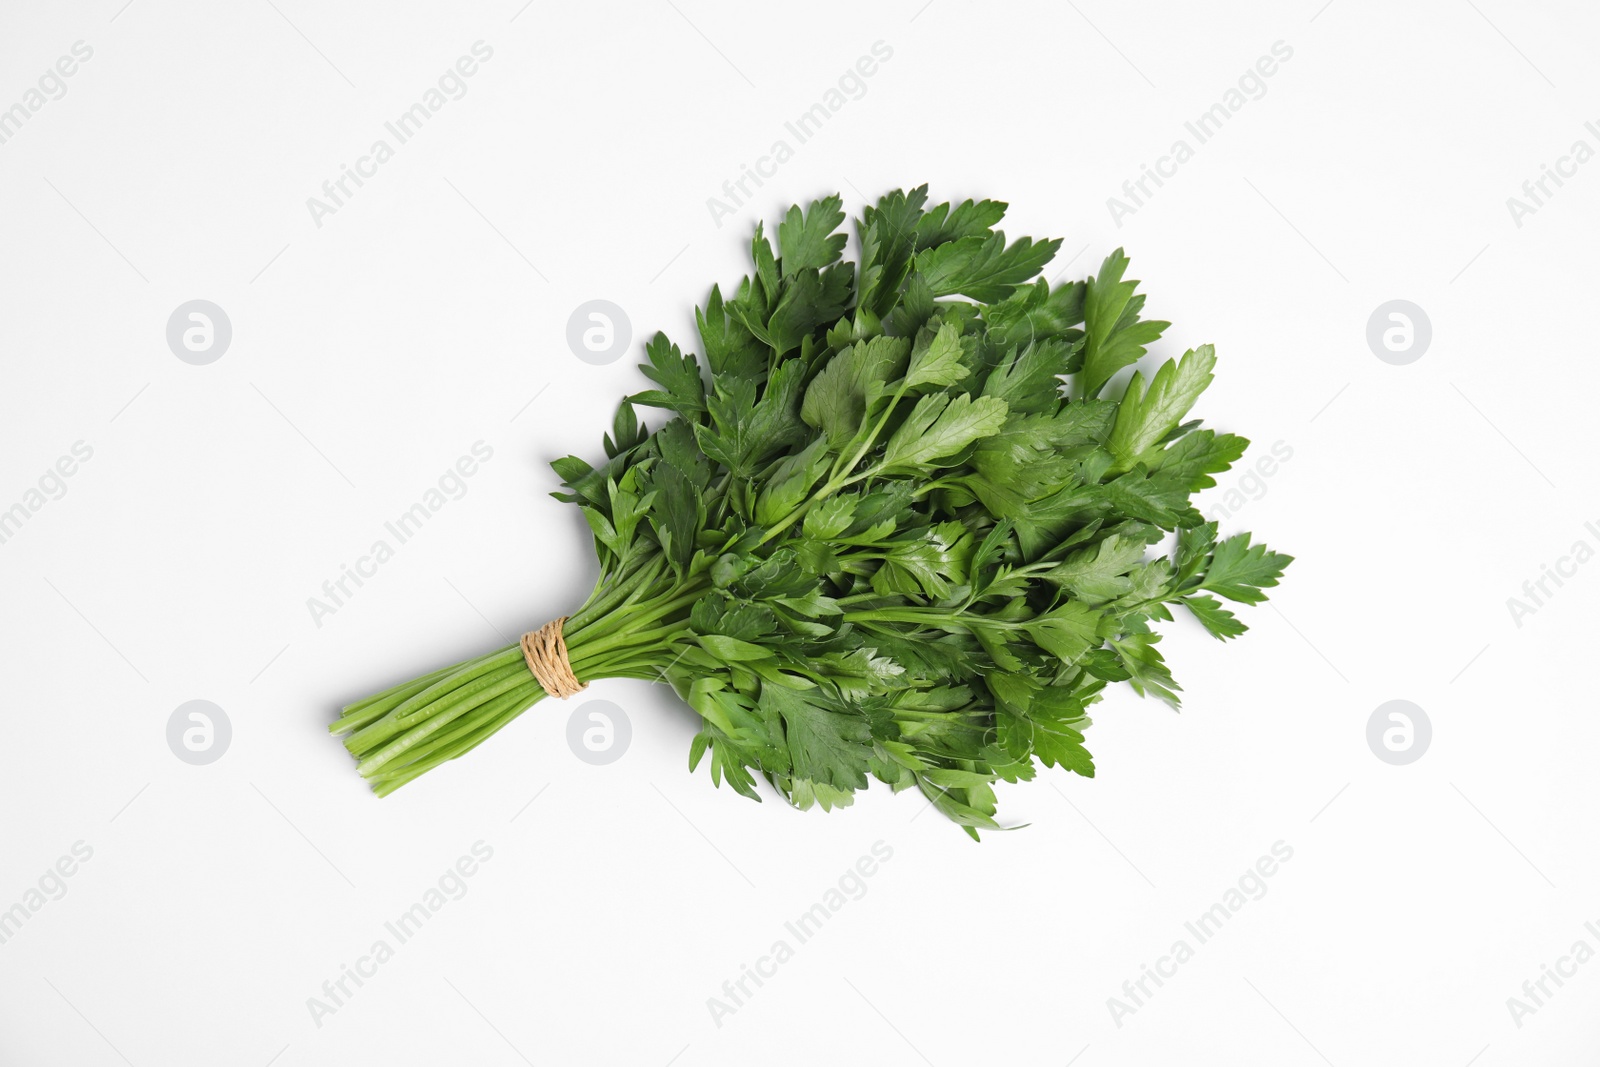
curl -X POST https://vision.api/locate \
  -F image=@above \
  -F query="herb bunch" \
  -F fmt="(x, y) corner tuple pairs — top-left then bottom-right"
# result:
(332, 187), (1290, 836)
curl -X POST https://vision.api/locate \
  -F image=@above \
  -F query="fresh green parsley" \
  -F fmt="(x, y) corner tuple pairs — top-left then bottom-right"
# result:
(331, 187), (1291, 837)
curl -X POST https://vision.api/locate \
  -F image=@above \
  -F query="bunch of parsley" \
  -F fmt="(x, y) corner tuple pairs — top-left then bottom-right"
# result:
(333, 187), (1290, 836)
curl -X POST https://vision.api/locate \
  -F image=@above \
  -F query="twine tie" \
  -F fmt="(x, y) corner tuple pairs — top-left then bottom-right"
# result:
(520, 616), (586, 699)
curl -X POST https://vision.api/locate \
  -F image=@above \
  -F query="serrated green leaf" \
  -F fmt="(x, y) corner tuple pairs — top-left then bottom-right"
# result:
(1182, 594), (1247, 640)
(800, 335), (911, 447)
(631, 332), (707, 420)
(778, 194), (848, 275)
(1202, 533), (1292, 605)
(917, 232), (1063, 303)
(762, 682), (872, 799)
(904, 321), (969, 390)
(880, 393), (1009, 474)
(1079, 248), (1170, 400)
(915, 197), (1008, 249)
(1043, 533), (1149, 600)
(1106, 345), (1217, 472)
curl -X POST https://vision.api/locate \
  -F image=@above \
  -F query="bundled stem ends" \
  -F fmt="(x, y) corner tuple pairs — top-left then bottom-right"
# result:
(331, 555), (703, 796)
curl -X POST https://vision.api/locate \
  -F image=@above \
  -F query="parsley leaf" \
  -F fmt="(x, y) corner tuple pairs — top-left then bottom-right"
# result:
(778, 194), (849, 275)
(1079, 248), (1170, 400)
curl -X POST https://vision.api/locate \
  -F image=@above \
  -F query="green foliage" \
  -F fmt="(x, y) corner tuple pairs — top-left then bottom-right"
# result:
(342, 188), (1291, 833)
(554, 189), (1292, 836)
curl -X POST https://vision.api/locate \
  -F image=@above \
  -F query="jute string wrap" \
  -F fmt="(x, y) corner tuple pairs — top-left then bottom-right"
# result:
(520, 617), (587, 700)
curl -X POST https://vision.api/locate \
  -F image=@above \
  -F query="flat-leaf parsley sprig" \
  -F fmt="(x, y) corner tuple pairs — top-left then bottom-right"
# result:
(332, 187), (1291, 837)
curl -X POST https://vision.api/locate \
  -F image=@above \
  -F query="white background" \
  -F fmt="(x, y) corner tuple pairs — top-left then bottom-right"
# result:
(2, 0), (1597, 1063)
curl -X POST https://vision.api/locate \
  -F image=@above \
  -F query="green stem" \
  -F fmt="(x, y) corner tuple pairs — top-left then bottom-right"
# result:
(339, 506), (726, 794)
